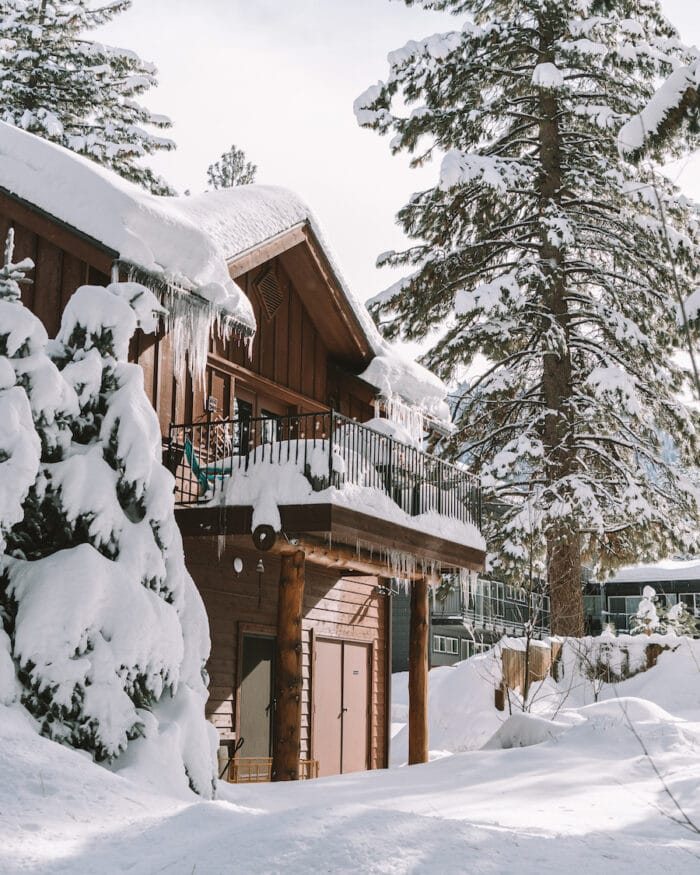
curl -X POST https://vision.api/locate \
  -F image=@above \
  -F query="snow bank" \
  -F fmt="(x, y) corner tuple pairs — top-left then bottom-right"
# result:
(391, 635), (700, 764)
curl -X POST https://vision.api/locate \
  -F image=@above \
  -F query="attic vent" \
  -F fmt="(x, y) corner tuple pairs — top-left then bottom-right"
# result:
(255, 268), (284, 320)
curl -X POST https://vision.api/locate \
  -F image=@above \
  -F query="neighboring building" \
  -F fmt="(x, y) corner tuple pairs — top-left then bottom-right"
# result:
(598, 560), (700, 633)
(392, 577), (550, 672)
(0, 122), (486, 780)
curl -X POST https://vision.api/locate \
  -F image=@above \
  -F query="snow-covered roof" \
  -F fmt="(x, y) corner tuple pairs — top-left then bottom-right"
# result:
(0, 122), (256, 333)
(607, 559), (700, 584)
(0, 122), (449, 419)
(178, 186), (450, 420)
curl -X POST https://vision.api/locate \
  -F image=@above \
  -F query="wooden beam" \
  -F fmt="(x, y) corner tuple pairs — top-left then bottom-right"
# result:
(272, 549), (305, 781)
(207, 352), (330, 413)
(174, 503), (485, 572)
(408, 576), (429, 765)
(227, 225), (307, 279)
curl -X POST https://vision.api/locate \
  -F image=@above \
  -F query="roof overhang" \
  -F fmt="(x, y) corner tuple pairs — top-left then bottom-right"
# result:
(175, 504), (486, 575)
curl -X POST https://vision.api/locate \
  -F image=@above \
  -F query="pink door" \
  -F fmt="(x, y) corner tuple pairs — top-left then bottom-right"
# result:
(313, 639), (369, 777)
(341, 642), (369, 774)
(313, 639), (343, 777)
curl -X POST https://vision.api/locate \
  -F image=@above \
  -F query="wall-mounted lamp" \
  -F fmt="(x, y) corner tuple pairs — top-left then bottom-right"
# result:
(256, 559), (265, 608)
(233, 557), (243, 575)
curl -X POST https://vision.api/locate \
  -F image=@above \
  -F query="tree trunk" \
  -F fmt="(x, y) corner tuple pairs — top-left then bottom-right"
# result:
(408, 576), (429, 765)
(537, 20), (584, 637)
(272, 549), (305, 781)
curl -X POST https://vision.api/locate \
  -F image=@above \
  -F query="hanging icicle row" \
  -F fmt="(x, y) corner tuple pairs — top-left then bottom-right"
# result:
(119, 261), (254, 385)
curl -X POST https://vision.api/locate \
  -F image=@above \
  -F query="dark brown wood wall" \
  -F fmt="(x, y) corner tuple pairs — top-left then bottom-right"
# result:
(185, 538), (386, 769)
(0, 211), (110, 338)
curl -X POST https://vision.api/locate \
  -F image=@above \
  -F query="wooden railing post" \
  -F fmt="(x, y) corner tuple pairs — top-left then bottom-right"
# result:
(408, 575), (430, 765)
(272, 549), (305, 781)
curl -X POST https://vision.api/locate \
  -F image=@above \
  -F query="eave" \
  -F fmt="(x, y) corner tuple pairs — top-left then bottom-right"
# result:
(175, 503), (486, 576)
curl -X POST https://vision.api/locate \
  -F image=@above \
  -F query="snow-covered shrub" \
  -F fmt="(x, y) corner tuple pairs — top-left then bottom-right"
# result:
(1, 278), (216, 797)
(631, 586), (698, 636)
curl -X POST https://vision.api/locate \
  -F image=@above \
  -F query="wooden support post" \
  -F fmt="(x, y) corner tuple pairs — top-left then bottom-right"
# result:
(272, 549), (305, 781)
(408, 575), (429, 765)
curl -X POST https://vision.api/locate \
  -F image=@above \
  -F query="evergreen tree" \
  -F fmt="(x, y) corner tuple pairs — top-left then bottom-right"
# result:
(356, 0), (700, 635)
(0, 0), (175, 194)
(207, 143), (257, 189)
(1, 279), (215, 796)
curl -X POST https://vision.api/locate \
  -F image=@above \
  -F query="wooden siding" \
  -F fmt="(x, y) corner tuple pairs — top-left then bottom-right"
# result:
(184, 538), (387, 769)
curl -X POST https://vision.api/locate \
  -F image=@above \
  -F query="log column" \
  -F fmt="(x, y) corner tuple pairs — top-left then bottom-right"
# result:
(408, 575), (429, 765)
(272, 549), (305, 781)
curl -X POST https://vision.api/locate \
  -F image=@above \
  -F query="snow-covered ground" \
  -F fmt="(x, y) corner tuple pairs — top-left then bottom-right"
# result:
(1, 639), (699, 874)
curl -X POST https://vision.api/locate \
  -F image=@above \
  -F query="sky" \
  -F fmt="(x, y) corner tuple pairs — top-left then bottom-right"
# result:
(96, 0), (700, 309)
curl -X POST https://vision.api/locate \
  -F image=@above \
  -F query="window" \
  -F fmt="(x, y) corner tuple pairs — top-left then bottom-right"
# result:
(679, 593), (700, 617)
(461, 639), (473, 660)
(433, 635), (458, 654)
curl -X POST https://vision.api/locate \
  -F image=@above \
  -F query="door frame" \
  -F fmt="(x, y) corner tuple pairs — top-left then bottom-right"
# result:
(235, 622), (276, 753)
(311, 633), (373, 774)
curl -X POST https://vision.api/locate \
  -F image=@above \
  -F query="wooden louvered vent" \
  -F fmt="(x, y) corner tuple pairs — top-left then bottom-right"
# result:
(255, 268), (284, 320)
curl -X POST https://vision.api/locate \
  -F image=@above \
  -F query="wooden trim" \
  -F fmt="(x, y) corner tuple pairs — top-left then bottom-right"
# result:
(227, 225), (307, 279)
(208, 353), (329, 413)
(381, 578), (392, 770)
(0, 188), (116, 274)
(302, 226), (373, 362)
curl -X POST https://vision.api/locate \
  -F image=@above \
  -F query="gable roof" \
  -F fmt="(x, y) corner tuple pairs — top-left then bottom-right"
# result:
(0, 122), (449, 420)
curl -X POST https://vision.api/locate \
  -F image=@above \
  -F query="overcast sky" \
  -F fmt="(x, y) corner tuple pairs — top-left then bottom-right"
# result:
(97, 0), (700, 307)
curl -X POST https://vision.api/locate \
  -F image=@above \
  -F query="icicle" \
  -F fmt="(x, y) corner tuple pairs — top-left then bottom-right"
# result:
(379, 393), (426, 445)
(217, 534), (226, 561)
(122, 261), (253, 388)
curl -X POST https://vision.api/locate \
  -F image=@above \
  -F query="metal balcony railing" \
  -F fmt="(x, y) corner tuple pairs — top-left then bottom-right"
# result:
(166, 410), (481, 528)
(433, 579), (551, 637)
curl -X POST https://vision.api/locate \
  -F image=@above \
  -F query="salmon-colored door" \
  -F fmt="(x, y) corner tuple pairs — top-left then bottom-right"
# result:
(312, 639), (370, 777)
(341, 642), (369, 774)
(313, 639), (343, 776)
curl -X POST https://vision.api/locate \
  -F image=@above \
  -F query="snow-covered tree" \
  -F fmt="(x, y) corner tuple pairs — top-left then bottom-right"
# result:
(0, 230), (42, 556)
(207, 144), (257, 189)
(1, 279), (216, 796)
(0, 0), (174, 194)
(356, 0), (700, 635)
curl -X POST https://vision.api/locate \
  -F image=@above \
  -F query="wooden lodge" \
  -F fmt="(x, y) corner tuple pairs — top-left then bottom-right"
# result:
(0, 123), (486, 781)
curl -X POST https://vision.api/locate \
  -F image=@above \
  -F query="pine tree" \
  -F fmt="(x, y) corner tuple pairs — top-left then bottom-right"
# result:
(1, 279), (215, 796)
(356, 0), (700, 636)
(207, 144), (257, 189)
(0, 0), (175, 195)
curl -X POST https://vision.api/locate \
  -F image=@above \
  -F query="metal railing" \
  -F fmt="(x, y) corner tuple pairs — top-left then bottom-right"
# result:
(166, 410), (481, 527)
(433, 579), (551, 637)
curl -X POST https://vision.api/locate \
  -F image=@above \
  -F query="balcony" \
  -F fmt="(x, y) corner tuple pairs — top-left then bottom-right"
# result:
(433, 578), (551, 638)
(167, 411), (484, 572)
